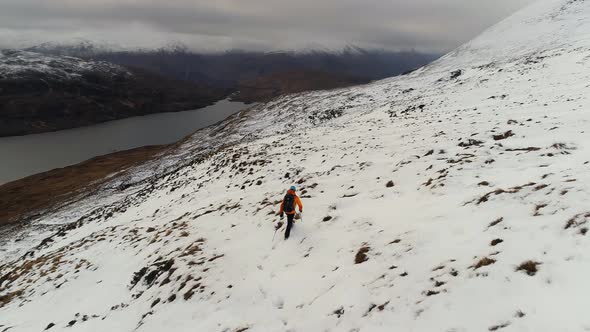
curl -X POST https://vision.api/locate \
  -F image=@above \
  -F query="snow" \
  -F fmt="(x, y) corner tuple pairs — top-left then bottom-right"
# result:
(2, 0), (590, 331)
(0, 49), (131, 81)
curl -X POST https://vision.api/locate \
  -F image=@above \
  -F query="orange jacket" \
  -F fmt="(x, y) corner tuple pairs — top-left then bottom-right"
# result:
(279, 190), (303, 215)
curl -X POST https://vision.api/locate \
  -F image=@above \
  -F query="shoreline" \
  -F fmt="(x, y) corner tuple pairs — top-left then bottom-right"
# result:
(0, 100), (258, 228)
(0, 99), (250, 185)
(0, 144), (171, 227)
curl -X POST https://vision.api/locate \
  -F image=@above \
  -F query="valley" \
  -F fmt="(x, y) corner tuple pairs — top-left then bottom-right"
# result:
(1, 0), (589, 331)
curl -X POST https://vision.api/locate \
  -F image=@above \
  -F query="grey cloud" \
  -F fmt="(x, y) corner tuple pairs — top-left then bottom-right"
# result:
(0, 0), (536, 52)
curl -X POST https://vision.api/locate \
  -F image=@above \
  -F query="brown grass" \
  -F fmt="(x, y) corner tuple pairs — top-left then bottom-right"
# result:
(516, 261), (540, 276)
(533, 204), (548, 216)
(492, 130), (514, 141)
(476, 183), (537, 205)
(533, 184), (549, 191)
(565, 212), (590, 230)
(488, 217), (504, 228)
(489, 322), (510, 331)
(0, 144), (170, 226)
(505, 147), (541, 152)
(473, 257), (496, 270)
(0, 289), (23, 308)
(208, 254), (225, 262)
(0, 253), (64, 290)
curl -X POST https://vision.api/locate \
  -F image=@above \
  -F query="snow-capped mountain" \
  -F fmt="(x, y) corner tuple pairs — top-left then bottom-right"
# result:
(23, 40), (125, 58)
(23, 40), (439, 95)
(0, 50), (225, 136)
(23, 40), (194, 58)
(2, 0), (590, 331)
(0, 49), (130, 82)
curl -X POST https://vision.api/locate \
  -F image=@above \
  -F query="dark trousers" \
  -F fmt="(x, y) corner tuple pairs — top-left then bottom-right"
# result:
(285, 213), (295, 239)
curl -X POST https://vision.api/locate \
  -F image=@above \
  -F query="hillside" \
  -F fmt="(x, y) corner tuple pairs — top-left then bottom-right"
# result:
(234, 69), (370, 103)
(0, 144), (171, 227)
(0, 50), (226, 137)
(2, 0), (590, 331)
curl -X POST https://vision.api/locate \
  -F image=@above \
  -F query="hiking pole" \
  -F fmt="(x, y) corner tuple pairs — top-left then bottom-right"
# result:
(272, 221), (284, 242)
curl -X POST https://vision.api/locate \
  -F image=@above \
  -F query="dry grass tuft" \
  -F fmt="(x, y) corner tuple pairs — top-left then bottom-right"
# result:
(0, 289), (23, 308)
(516, 260), (540, 276)
(474, 257), (496, 270)
(488, 217), (504, 228)
(489, 322), (510, 331)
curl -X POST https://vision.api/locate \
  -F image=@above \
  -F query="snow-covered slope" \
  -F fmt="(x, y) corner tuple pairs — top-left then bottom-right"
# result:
(2, 0), (590, 330)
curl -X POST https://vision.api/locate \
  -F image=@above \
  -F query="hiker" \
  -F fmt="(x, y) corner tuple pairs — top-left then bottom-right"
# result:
(279, 185), (303, 239)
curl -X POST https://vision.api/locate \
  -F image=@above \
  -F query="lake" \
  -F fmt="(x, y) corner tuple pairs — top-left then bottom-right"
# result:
(0, 99), (250, 185)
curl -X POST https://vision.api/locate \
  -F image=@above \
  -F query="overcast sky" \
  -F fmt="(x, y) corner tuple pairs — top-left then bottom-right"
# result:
(0, 0), (535, 53)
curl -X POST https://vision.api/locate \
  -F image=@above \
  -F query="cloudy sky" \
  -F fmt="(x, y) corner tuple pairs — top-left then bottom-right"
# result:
(0, 0), (535, 53)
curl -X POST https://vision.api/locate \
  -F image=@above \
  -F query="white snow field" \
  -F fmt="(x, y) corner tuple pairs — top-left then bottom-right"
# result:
(2, 0), (590, 331)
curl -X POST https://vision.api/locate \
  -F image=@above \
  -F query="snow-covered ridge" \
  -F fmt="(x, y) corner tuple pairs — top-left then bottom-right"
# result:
(24, 39), (123, 57)
(2, 0), (590, 331)
(414, 0), (590, 73)
(0, 49), (131, 81)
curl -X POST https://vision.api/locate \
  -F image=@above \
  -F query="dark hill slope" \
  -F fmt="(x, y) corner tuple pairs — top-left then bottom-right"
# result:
(234, 69), (371, 103)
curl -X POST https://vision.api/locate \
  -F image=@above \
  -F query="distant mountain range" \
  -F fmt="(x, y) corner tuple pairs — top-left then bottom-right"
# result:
(25, 42), (440, 102)
(0, 42), (439, 137)
(0, 50), (225, 136)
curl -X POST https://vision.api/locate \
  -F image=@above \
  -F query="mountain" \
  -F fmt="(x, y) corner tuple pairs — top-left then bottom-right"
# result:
(23, 40), (119, 58)
(0, 50), (227, 137)
(234, 69), (371, 103)
(2, 0), (590, 331)
(27, 43), (439, 92)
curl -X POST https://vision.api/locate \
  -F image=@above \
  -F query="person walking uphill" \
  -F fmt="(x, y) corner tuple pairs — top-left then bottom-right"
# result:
(279, 186), (303, 240)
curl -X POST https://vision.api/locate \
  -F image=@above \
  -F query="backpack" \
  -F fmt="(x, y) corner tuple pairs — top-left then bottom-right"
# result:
(283, 193), (295, 213)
